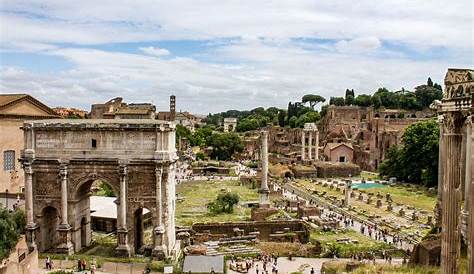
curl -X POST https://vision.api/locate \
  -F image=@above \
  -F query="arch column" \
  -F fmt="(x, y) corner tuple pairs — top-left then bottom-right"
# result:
(56, 162), (74, 254)
(23, 161), (38, 252)
(152, 165), (167, 259)
(116, 164), (131, 257)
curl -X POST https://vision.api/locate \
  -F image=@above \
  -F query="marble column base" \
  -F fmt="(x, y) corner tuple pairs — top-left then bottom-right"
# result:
(25, 223), (39, 253)
(116, 228), (131, 257)
(56, 225), (74, 255)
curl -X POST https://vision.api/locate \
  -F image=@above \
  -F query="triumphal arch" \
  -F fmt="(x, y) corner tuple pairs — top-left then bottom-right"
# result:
(21, 119), (178, 258)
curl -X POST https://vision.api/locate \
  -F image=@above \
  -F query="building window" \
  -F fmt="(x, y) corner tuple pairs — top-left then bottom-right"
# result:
(91, 139), (97, 148)
(339, 156), (346, 162)
(3, 150), (15, 171)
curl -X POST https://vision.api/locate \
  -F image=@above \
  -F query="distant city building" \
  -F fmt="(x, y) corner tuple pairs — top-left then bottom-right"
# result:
(175, 111), (203, 132)
(0, 94), (59, 196)
(52, 107), (88, 118)
(157, 95), (177, 121)
(90, 97), (156, 119)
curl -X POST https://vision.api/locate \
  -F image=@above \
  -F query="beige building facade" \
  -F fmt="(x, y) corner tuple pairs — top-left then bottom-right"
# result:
(0, 94), (58, 195)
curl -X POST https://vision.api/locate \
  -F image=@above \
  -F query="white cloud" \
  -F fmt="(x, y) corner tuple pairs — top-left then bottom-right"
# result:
(335, 37), (381, 54)
(1, 41), (469, 114)
(1, 0), (472, 50)
(1, 1), (472, 113)
(139, 46), (170, 57)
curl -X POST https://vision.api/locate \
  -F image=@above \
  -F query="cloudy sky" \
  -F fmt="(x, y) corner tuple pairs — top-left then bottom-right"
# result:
(0, 1), (472, 114)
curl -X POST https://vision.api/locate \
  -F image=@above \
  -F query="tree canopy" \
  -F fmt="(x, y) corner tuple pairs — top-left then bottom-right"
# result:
(207, 192), (240, 214)
(0, 209), (25, 260)
(379, 120), (439, 187)
(302, 94), (325, 109)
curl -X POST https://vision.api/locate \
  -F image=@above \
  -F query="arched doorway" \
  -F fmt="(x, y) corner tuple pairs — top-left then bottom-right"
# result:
(134, 208), (144, 253)
(81, 217), (87, 247)
(41, 206), (59, 252)
(73, 178), (118, 252)
(133, 207), (153, 255)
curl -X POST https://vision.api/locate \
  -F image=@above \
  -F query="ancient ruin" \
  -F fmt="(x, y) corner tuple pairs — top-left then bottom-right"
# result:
(223, 117), (237, 132)
(435, 68), (474, 274)
(21, 119), (178, 259)
(320, 105), (434, 171)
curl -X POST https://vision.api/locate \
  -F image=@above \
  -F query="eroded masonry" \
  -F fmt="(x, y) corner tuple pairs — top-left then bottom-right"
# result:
(21, 119), (178, 259)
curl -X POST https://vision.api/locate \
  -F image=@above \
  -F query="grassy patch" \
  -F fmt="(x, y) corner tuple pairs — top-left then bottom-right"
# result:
(176, 180), (259, 226)
(310, 230), (403, 258)
(322, 260), (443, 274)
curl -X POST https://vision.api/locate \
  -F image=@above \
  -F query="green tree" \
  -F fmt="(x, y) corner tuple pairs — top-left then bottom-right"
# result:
(209, 132), (244, 160)
(277, 110), (286, 127)
(296, 111), (321, 128)
(0, 209), (25, 260)
(371, 94), (382, 109)
(207, 192), (240, 214)
(379, 120), (439, 186)
(236, 118), (259, 132)
(354, 94), (372, 107)
(329, 97), (345, 106)
(414, 84), (443, 109)
(344, 89), (355, 105)
(288, 116), (298, 128)
(302, 94), (326, 109)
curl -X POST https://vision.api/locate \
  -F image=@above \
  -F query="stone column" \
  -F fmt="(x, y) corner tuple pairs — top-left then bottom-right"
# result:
(315, 130), (319, 161)
(56, 162), (74, 254)
(435, 115), (444, 228)
(465, 117), (473, 274)
(308, 131), (313, 160)
(23, 161), (37, 252)
(440, 112), (464, 274)
(24, 162), (34, 227)
(165, 163), (177, 257)
(462, 117), (471, 241)
(301, 130), (305, 161)
(152, 165), (166, 259)
(116, 164), (130, 257)
(259, 130), (270, 206)
(59, 164), (69, 227)
(469, 160), (474, 274)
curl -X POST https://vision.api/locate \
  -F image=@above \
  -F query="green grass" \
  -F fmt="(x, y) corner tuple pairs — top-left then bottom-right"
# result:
(176, 179), (259, 226)
(293, 179), (434, 236)
(322, 260), (444, 274)
(310, 230), (403, 258)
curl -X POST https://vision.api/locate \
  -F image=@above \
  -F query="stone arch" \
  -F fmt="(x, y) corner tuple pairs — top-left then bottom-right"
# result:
(70, 173), (120, 252)
(72, 173), (120, 199)
(131, 205), (155, 255)
(40, 206), (60, 252)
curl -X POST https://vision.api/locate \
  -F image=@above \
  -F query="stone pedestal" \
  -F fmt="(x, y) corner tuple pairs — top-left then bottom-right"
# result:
(116, 228), (131, 257)
(25, 224), (38, 252)
(56, 226), (74, 255)
(152, 226), (167, 260)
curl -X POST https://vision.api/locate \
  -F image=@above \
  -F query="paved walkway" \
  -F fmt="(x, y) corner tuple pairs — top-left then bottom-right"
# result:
(227, 257), (403, 274)
(38, 259), (160, 274)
